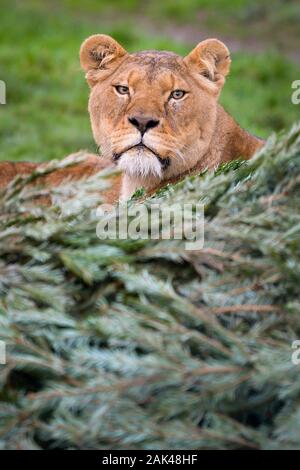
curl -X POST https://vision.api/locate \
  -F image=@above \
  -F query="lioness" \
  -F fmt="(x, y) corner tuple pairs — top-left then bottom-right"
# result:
(0, 35), (264, 202)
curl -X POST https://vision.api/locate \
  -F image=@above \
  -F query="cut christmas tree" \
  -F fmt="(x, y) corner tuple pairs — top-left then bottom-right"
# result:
(0, 123), (300, 449)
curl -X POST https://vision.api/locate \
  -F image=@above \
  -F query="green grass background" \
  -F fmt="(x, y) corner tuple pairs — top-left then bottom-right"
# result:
(0, 0), (299, 162)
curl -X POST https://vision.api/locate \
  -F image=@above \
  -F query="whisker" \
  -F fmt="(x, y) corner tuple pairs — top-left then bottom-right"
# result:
(175, 150), (185, 162)
(112, 135), (139, 146)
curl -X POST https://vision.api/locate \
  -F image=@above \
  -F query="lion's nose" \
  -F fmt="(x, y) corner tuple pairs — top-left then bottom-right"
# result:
(128, 115), (159, 136)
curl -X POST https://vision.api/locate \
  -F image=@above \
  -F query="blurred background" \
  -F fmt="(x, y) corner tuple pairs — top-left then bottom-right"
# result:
(0, 0), (299, 163)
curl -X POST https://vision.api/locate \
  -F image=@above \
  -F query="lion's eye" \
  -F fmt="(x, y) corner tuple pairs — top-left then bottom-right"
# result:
(115, 85), (129, 95)
(170, 89), (186, 100)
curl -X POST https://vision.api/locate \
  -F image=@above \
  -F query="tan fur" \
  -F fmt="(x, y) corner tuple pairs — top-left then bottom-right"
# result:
(0, 35), (264, 204)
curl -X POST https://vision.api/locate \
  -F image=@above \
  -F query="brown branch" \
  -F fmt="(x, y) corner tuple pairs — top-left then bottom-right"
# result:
(211, 304), (281, 314)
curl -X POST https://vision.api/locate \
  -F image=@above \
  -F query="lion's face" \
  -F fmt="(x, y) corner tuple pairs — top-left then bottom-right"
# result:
(80, 35), (231, 186)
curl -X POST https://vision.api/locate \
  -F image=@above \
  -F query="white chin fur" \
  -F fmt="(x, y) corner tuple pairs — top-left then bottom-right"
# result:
(117, 149), (162, 179)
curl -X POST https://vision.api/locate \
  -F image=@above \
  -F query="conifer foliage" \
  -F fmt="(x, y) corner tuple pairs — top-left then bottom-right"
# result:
(0, 125), (300, 449)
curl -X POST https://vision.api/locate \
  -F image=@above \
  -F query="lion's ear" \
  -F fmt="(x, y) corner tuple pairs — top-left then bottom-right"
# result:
(80, 34), (127, 86)
(184, 39), (231, 88)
